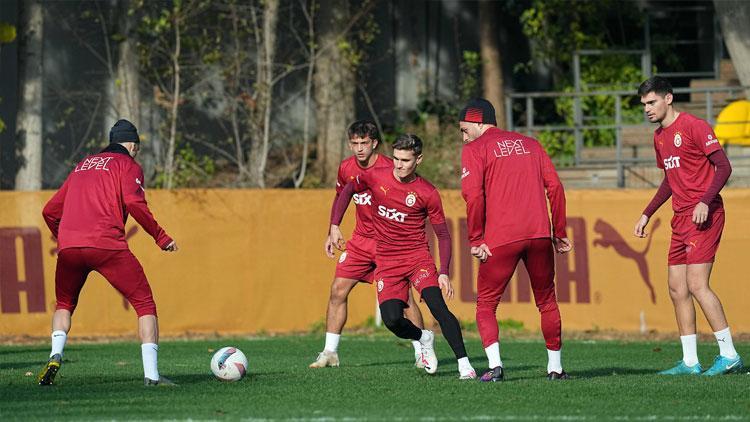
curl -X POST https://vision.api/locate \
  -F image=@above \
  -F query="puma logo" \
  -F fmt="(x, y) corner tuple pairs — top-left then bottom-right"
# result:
(593, 218), (661, 304)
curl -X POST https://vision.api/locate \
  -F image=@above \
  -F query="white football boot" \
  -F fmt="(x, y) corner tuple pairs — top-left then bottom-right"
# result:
(419, 331), (438, 374)
(309, 350), (340, 368)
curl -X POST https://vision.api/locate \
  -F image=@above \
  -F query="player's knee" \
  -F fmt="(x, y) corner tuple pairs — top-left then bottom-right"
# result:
(686, 281), (711, 298)
(379, 300), (405, 329)
(330, 279), (354, 303)
(536, 299), (559, 314)
(668, 284), (689, 300)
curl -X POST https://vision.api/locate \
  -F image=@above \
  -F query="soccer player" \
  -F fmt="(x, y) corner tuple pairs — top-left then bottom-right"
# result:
(309, 120), (425, 368)
(329, 134), (476, 379)
(37, 119), (178, 386)
(634, 76), (742, 376)
(459, 98), (571, 382)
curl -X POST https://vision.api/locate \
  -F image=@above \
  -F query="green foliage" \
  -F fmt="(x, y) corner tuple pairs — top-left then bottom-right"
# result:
(0, 22), (14, 134)
(0, 21), (16, 44)
(341, 2), (379, 70)
(459, 50), (482, 100)
(519, 1), (647, 158)
(154, 143), (216, 188)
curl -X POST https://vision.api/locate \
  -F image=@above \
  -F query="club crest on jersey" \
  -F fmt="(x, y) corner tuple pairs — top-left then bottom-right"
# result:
(339, 251), (347, 263)
(673, 132), (682, 147)
(405, 192), (417, 207)
(377, 279), (384, 292)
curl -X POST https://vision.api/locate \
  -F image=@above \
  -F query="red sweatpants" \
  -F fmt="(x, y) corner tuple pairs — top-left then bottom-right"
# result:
(55, 247), (157, 317)
(476, 238), (561, 350)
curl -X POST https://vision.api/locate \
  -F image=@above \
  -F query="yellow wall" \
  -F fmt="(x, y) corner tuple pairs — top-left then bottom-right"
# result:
(1, 189), (748, 337)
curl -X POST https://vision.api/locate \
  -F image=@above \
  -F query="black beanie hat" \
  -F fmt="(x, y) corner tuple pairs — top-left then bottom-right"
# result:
(459, 98), (496, 125)
(109, 119), (140, 144)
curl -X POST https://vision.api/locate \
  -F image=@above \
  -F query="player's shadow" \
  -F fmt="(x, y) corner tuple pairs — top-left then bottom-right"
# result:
(561, 367), (656, 379)
(0, 361), (40, 370)
(354, 359), (417, 368)
(174, 372), (286, 386)
(0, 346), (49, 356)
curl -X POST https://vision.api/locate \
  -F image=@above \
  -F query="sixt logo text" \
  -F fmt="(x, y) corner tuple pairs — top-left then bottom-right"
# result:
(377, 205), (407, 222)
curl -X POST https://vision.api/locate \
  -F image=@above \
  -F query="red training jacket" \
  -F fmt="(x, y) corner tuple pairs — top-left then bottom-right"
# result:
(461, 127), (567, 249)
(42, 148), (172, 251)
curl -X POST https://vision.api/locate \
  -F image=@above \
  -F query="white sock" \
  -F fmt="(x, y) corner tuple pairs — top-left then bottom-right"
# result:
(419, 330), (432, 344)
(458, 356), (473, 373)
(547, 349), (562, 374)
(324, 332), (340, 353)
(714, 327), (738, 359)
(412, 340), (421, 356)
(141, 343), (159, 381)
(484, 342), (503, 369)
(50, 330), (67, 358)
(680, 334), (699, 367)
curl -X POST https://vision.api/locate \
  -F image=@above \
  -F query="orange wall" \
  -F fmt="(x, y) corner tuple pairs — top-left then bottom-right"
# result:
(0, 189), (748, 337)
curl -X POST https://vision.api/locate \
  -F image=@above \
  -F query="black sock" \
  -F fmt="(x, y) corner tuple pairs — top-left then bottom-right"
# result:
(379, 299), (422, 341)
(422, 286), (467, 359)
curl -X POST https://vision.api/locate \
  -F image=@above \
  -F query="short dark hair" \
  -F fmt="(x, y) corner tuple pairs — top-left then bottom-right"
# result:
(392, 133), (423, 156)
(347, 120), (380, 143)
(637, 76), (673, 97)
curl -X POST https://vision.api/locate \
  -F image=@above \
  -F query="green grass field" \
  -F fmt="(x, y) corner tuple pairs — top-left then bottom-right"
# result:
(1, 334), (748, 421)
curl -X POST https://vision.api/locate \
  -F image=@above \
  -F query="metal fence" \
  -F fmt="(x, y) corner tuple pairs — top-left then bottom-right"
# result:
(504, 86), (749, 187)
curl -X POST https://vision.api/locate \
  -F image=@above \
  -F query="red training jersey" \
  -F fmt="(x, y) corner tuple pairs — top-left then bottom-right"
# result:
(350, 167), (446, 258)
(461, 127), (567, 249)
(653, 112), (724, 215)
(334, 153), (393, 238)
(42, 149), (172, 251)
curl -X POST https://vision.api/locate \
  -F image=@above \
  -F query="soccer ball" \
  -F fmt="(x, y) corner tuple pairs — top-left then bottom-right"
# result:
(210, 346), (248, 381)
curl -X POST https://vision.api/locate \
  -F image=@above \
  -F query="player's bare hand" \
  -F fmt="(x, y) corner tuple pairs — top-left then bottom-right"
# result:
(438, 274), (454, 300)
(692, 202), (709, 225)
(329, 225), (346, 252)
(164, 240), (178, 252)
(634, 214), (649, 238)
(470, 244), (492, 262)
(553, 237), (572, 254)
(324, 235), (335, 258)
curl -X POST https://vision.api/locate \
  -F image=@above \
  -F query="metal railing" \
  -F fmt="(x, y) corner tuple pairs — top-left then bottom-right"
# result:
(505, 85), (749, 187)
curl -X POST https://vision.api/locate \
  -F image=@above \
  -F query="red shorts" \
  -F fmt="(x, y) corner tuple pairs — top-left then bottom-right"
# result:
(374, 253), (439, 305)
(335, 234), (377, 283)
(55, 247), (157, 317)
(668, 211), (724, 266)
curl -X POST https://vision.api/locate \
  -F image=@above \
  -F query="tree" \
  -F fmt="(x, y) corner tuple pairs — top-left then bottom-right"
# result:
(110, 0), (141, 132)
(479, 0), (505, 128)
(313, 0), (356, 186)
(137, 0), (212, 189)
(0, 22), (16, 134)
(714, 0), (750, 98)
(15, 0), (44, 190)
(247, 0), (279, 188)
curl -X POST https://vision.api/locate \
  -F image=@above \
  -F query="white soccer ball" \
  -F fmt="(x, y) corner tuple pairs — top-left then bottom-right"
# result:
(210, 346), (248, 381)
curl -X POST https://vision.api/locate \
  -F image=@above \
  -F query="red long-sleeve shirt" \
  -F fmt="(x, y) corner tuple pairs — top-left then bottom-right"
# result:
(42, 148), (172, 251)
(461, 127), (567, 249)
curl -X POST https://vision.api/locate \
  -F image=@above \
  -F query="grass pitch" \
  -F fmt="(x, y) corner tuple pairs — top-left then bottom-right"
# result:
(1, 334), (748, 421)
